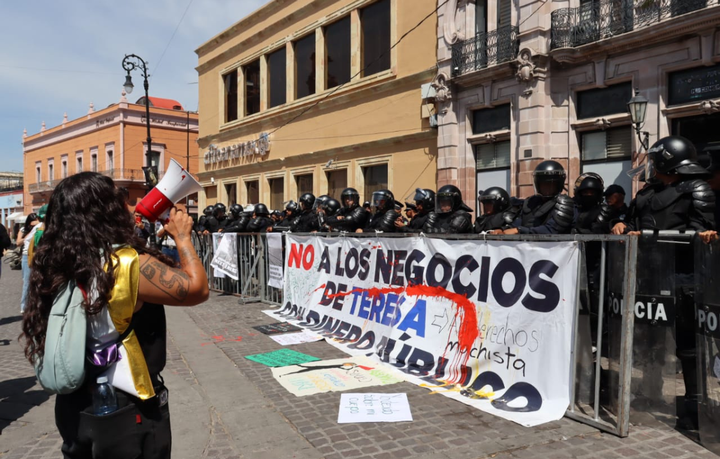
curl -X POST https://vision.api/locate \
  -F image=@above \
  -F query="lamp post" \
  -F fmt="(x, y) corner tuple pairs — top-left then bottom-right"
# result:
(627, 88), (650, 153)
(122, 54), (158, 247)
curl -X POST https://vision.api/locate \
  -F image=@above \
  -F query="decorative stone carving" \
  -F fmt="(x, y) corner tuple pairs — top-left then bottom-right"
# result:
(443, 0), (469, 46)
(88, 102), (95, 115)
(594, 118), (612, 130)
(515, 48), (547, 84)
(120, 90), (128, 103)
(700, 100), (720, 115)
(431, 72), (452, 114)
(62, 113), (68, 127)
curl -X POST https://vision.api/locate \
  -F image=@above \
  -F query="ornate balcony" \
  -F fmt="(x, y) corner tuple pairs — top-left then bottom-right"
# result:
(28, 169), (145, 193)
(451, 26), (520, 78)
(551, 0), (718, 49)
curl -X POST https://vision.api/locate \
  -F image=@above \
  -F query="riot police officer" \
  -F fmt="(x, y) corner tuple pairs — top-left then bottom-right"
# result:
(596, 185), (628, 234)
(397, 188), (434, 233)
(474, 187), (517, 233)
(317, 198), (341, 232)
(499, 160), (575, 235)
(196, 205), (214, 232)
(360, 190), (400, 232)
(246, 204), (274, 232)
(572, 173), (605, 234)
(271, 201), (300, 231)
(423, 185), (473, 234)
(622, 136), (716, 430)
(323, 188), (368, 232)
(291, 193), (319, 232)
(203, 203), (229, 233)
(221, 204), (246, 233)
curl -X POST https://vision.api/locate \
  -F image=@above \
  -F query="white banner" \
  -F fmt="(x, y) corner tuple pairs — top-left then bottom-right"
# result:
(210, 233), (238, 280)
(267, 235), (580, 427)
(266, 232), (284, 289)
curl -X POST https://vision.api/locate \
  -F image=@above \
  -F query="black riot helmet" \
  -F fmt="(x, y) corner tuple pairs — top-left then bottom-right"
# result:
(299, 193), (315, 211)
(313, 195), (330, 211)
(229, 203), (243, 218)
(285, 200), (299, 217)
(573, 173), (604, 208)
(533, 160), (566, 198)
(203, 205), (214, 217)
(213, 203), (227, 217)
(646, 136), (709, 177)
(254, 203), (269, 216)
(436, 185), (472, 214)
(370, 190), (395, 214)
(323, 198), (342, 216)
(412, 188), (435, 212)
(478, 187), (510, 214)
(340, 188), (360, 209)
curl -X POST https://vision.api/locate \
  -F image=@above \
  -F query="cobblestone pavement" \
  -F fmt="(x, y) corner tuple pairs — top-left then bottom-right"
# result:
(1, 265), (718, 458)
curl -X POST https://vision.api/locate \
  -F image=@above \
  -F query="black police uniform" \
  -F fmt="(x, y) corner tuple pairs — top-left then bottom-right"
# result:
(512, 195), (575, 234)
(246, 216), (274, 232)
(325, 206), (369, 232)
(365, 209), (400, 232)
(423, 185), (473, 234)
(223, 213), (252, 233)
(400, 211), (431, 233)
(474, 187), (518, 233)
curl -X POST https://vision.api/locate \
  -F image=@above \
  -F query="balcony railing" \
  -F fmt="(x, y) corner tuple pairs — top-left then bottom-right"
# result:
(551, 0), (718, 49)
(452, 26), (520, 77)
(28, 169), (145, 193)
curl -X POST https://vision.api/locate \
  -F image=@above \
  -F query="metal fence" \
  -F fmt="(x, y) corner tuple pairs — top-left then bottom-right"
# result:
(451, 26), (519, 77)
(193, 231), (720, 440)
(551, 0), (717, 49)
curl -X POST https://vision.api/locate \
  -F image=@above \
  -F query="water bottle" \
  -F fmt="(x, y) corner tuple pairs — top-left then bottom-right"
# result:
(92, 376), (118, 416)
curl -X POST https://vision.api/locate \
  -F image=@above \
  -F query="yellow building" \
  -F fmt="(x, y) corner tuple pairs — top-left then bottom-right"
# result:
(196, 0), (438, 210)
(22, 95), (199, 214)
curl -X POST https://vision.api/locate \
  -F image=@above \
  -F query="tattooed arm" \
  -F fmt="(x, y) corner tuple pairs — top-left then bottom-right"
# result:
(137, 208), (209, 306)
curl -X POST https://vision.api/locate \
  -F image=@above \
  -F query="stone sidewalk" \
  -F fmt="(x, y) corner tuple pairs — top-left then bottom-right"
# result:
(0, 266), (716, 458)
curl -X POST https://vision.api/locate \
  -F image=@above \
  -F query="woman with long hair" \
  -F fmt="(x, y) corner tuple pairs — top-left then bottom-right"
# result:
(21, 172), (208, 458)
(17, 212), (39, 313)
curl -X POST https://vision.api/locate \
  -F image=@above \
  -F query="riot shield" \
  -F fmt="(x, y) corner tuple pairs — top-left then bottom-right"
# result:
(696, 239), (720, 452)
(606, 237), (677, 426)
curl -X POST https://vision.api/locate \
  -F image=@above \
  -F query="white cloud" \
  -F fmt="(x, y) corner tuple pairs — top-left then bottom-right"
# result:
(0, 0), (268, 171)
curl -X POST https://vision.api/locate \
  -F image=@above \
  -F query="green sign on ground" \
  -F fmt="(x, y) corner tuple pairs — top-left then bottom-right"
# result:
(245, 349), (321, 367)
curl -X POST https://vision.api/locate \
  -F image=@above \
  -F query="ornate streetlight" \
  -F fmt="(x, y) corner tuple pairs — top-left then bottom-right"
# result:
(627, 88), (650, 153)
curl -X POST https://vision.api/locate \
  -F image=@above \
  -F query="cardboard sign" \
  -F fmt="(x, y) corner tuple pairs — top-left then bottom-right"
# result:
(244, 349), (320, 367)
(253, 322), (302, 335)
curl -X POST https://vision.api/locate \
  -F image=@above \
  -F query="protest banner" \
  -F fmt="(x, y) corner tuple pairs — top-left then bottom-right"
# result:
(266, 232), (284, 289)
(266, 235), (580, 427)
(271, 356), (404, 396)
(211, 233), (239, 280)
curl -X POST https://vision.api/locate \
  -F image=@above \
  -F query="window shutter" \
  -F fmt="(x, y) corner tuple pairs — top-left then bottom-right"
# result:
(476, 144), (495, 169)
(476, 141), (511, 170)
(606, 127), (632, 158)
(497, 0), (512, 28)
(495, 141), (511, 167)
(582, 131), (607, 161)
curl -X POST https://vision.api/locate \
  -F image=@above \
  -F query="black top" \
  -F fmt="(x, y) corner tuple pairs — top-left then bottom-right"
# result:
(132, 303), (167, 386)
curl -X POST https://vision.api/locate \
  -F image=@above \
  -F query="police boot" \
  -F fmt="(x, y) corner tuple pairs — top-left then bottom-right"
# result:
(677, 349), (699, 431)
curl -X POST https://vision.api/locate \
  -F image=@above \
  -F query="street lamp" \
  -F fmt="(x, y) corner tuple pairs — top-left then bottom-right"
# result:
(122, 53), (158, 246)
(627, 88), (649, 153)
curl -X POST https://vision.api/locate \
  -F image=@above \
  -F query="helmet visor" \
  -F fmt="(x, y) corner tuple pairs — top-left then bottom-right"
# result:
(371, 191), (390, 213)
(533, 175), (565, 197)
(436, 192), (454, 214)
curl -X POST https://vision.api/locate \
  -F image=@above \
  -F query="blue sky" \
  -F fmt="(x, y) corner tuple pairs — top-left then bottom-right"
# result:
(0, 0), (268, 172)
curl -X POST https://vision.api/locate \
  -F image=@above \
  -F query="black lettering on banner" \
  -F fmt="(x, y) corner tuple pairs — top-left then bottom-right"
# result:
(358, 249), (371, 281)
(427, 253), (452, 289)
(298, 310), (321, 327)
(347, 331), (375, 350)
(522, 260), (560, 313)
(334, 247), (345, 276)
(319, 282), (336, 306)
(332, 283), (348, 311)
(405, 250), (426, 286)
(491, 258), (526, 307)
(452, 255), (479, 298)
(375, 250), (393, 284)
(318, 247), (331, 273)
(345, 248), (360, 278)
(391, 250), (407, 287)
(406, 348), (435, 376)
(477, 256), (491, 302)
(607, 293), (675, 326)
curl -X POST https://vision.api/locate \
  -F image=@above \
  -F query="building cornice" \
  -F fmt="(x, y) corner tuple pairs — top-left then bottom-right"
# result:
(451, 62), (517, 89)
(199, 68), (436, 147)
(550, 8), (720, 65)
(197, 130), (435, 181)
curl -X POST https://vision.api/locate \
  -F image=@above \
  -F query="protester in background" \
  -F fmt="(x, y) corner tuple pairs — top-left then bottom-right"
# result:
(18, 213), (39, 313)
(474, 187), (516, 233)
(0, 220), (12, 280)
(396, 189), (434, 233)
(22, 172), (208, 458)
(359, 190), (400, 233)
(423, 185), (473, 234)
(498, 160), (575, 235)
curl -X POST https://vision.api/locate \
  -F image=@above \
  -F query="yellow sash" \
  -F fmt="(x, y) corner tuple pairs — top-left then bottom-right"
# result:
(106, 247), (155, 400)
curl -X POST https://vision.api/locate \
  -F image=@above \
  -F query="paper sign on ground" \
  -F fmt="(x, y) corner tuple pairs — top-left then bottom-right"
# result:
(245, 349), (320, 367)
(253, 322), (302, 335)
(269, 330), (324, 346)
(337, 393), (413, 423)
(271, 356), (404, 396)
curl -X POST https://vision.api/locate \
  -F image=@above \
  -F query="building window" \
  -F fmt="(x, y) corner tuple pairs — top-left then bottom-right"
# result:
(62, 160), (68, 178)
(361, 0), (391, 77)
(295, 34), (316, 99)
(472, 105), (511, 134)
(475, 141), (511, 212)
(581, 126), (632, 196)
(577, 83), (632, 119)
(36, 164), (41, 183)
(269, 177), (284, 210)
(668, 63), (720, 106)
(672, 112), (720, 157)
(91, 154), (98, 172)
(363, 164), (388, 202)
(476, 0), (487, 35)
(107, 151), (114, 171)
(245, 60), (261, 116)
(246, 180), (259, 204)
(268, 48), (287, 108)
(325, 16), (351, 89)
(296, 174), (313, 197)
(224, 69), (238, 123)
(327, 169), (347, 199)
(225, 183), (237, 206)
(48, 163), (54, 181)
(76, 156), (83, 173)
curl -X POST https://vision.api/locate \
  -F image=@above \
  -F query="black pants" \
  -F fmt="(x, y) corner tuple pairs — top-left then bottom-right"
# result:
(55, 385), (171, 459)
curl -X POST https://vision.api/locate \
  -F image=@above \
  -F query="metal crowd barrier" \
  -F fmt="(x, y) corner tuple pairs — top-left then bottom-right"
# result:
(192, 230), (720, 442)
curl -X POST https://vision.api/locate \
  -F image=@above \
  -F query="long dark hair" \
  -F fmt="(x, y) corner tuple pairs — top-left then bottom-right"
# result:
(22, 172), (171, 364)
(22, 213), (38, 235)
